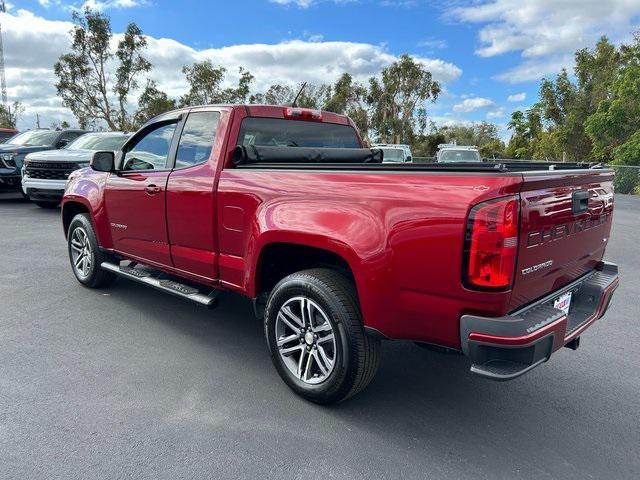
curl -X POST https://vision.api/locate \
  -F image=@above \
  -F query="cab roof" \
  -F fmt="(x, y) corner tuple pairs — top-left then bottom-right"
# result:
(144, 104), (352, 128)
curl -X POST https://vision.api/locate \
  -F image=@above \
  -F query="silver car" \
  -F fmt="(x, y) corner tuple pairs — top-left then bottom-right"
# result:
(22, 132), (130, 208)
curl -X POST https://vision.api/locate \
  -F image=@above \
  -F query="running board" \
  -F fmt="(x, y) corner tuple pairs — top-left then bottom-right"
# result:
(101, 261), (219, 308)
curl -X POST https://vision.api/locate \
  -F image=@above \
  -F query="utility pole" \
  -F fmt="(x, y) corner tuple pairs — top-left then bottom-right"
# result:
(36, 113), (40, 129)
(0, 1), (8, 107)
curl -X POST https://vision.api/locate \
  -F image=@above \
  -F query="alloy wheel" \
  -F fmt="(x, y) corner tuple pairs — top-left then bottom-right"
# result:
(275, 296), (337, 384)
(70, 227), (93, 279)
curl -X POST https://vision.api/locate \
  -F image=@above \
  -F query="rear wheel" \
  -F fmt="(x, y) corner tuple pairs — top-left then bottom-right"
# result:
(67, 214), (117, 288)
(264, 268), (380, 404)
(34, 201), (59, 209)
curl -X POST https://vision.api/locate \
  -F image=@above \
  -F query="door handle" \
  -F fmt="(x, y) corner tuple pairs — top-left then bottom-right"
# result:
(145, 184), (161, 195)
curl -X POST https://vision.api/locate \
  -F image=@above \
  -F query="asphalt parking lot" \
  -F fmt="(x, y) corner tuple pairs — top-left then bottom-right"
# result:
(1, 194), (639, 480)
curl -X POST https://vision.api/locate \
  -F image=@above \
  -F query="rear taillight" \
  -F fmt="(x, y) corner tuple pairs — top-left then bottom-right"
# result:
(463, 196), (520, 290)
(283, 107), (322, 121)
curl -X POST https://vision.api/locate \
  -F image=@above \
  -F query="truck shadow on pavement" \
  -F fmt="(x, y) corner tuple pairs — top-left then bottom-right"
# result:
(100, 277), (629, 477)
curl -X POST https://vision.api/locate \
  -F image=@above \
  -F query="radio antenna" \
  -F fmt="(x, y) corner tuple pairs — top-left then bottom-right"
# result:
(291, 82), (307, 107)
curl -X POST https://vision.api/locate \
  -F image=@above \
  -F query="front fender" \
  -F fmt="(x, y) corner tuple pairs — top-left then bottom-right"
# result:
(62, 170), (112, 248)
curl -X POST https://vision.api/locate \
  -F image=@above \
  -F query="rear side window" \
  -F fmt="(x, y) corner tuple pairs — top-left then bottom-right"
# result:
(175, 111), (220, 169)
(237, 118), (360, 148)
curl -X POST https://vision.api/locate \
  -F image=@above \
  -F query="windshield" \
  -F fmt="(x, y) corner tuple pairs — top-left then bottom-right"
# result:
(67, 133), (129, 151)
(379, 148), (404, 163)
(7, 130), (59, 147)
(237, 118), (360, 148)
(439, 149), (481, 162)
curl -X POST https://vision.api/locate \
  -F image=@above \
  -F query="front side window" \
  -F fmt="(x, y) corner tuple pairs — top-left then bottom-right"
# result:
(175, 111), (220, 168)
(122, 123), (177, 171)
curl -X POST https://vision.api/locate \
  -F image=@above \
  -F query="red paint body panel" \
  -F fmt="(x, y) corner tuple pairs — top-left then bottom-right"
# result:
(509, 171), (615, 310)
(165, 108), (232, 280)
(216, 169), (522, 347)
(61, 105), (617, 351)
(104, 170), (172, 265)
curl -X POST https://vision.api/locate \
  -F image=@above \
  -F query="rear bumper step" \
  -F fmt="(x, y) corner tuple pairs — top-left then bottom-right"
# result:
(460, 261), (619, 381)
(101, 261), (219, 308)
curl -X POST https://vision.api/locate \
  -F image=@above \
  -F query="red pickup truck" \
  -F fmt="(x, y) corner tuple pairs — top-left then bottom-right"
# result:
(61, 105), (619, 404)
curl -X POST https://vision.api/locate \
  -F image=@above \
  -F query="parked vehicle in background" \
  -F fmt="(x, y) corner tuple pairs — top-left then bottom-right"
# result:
(436, 143), (482, 163)
(22, 132), (130, 208)
(0, 129), (87, 196)
(0, 127), (19, 143)
(62, 105), (618, 404)
(372, 143), (412, 163)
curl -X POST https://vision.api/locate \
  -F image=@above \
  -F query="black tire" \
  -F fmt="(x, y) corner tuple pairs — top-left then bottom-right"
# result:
(264, 268), (380, 404)
(34, 201), (59, 209)
(67, 214), (117, 288)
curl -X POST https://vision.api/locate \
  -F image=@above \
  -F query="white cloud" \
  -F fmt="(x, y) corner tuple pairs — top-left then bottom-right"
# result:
(495, 54), (574, 83)
(448, 0), (640, 81)
(82, 0), (149, 9)
(380, 1), (419, 7)
(453, 97), (495, 112)
(270, 0), (351, 7)
(417, 38), (448, 51)
(486, 107), (505, 119)
(37, 0), (148, 10)
(1, 9), (462, 130)
(270, 0), (314, 6)
(507, 92), (525, 102)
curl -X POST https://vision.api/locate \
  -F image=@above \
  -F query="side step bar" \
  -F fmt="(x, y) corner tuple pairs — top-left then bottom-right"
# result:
(101, 261), (219, 308)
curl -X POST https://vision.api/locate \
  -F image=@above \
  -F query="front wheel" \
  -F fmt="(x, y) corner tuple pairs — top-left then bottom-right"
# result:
(264, 268), (380, 404)
(67, 214), (117, 288)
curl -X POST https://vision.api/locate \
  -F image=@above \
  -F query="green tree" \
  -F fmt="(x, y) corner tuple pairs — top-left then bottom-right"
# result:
(180, 62), (255, 106)
(585, 64), (640, 160)
(250, 82), (331, 109)
(479, 139), (506, 159)
(0, 101), (23, 128)
(250, 84), (295, 105)
(54, 8), (151, 130)
(134, 80), (177, 127)
(368, 54), (440, 144)
(180, 60), (226, 106)
(507, 36), (626, 161)
(611, 130), (640, 194)
(325, 73), (369, 140)
(412, 121), (504, 158)
(506, 108), (543, 159)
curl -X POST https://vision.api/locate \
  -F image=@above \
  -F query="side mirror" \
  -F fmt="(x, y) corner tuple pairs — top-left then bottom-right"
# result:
(91, 151), (115, 172)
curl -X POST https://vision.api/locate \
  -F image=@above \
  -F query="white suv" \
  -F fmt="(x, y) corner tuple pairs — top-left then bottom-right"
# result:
(436, 144), (481, 163)
(371, 144), (413, 163)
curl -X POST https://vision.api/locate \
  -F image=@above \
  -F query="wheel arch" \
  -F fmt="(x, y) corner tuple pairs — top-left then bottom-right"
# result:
(62, 200), (91, 238)
(253, 239), (360, 299)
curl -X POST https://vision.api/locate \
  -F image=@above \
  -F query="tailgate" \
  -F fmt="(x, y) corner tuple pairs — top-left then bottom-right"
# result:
(508, 169), (615, 310)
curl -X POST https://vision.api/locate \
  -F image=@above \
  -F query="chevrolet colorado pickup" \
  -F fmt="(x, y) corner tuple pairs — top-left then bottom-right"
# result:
(61, 105), (619, 404)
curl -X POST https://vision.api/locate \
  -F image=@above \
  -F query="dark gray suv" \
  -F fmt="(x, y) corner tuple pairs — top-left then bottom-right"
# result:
(0, 129), (87, 196)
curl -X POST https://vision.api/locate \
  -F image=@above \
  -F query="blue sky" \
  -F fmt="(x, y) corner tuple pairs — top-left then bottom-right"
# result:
(5, 0), (640, 133)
